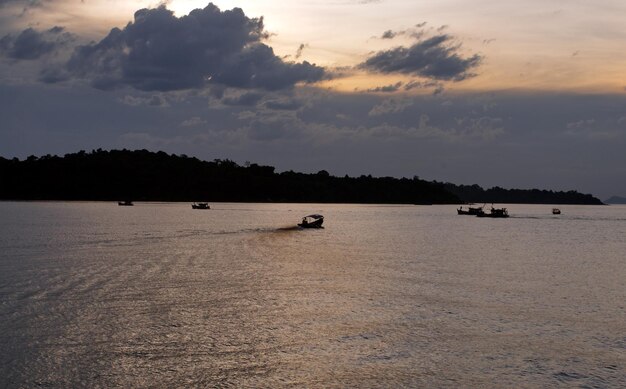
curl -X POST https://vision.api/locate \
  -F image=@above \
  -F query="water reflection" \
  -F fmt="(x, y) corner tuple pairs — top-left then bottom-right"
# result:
(0, 202), (624, 387)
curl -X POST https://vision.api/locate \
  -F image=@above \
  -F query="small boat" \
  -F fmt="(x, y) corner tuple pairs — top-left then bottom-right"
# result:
(476, 207), (509, 218)
(298, 214), (324, 228)
(457, 204), (485, 215)
(118, 200), (133, 206)
(552, 208), (561, 215)
(192, 202), (210, 210)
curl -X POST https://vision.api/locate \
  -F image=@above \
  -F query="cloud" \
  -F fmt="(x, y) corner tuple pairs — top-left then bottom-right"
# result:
(378, 25), (425, 40)
(180, 116), (207, 127)
(0, 0), (42, 10)
(381, 30), (397, 39)
(221, 91), (263, 106)
(564, 118), (622, 139)
(264, 98), (303, 110)
(365, 82), (403, 93)
(239, 110), (301, 141)
(566, 119), (595, 130)
(368, 98), (413, 116)
(360, 34), (482, 81)
(61, 4), (325, 91)
(404, 80), (444, 94)
(295, 43), (308, 59)
(212, 43), (325, 90)
(455, 116), (504, 140)
(0, 26), (73, 60)
(119, 94), (169, 107)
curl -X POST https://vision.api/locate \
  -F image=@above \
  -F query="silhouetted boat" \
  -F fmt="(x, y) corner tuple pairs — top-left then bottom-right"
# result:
(457, 204), (485, 215)
(192, 203), (210, 210)
(477, 207), (509, 218)
(298, 214), (324, 228)
(118, 201), (133, 206)
(552, 208), (561, 215)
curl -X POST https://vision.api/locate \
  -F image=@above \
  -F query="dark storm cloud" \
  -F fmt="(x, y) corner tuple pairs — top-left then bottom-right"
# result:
(0, 26), (73, 60)
(211, 43), (324, 90)
(62, 3), (325, 91)
(361, 34), (482, 81)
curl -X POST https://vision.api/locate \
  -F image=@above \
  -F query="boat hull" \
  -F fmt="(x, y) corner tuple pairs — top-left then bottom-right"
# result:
(457, 207), (484, 215)
(298, 220), (324, 228)
(477, 208), (509, 218)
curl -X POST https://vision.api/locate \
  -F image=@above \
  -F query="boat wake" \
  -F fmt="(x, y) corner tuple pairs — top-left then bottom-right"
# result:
(274, 225), (301, 232)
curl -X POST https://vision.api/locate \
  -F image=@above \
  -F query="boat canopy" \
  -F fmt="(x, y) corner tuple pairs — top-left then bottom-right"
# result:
(303, 214), (323, 219)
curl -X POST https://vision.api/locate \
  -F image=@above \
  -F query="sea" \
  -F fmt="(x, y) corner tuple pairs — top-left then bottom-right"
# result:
(0, 202), (624, 388)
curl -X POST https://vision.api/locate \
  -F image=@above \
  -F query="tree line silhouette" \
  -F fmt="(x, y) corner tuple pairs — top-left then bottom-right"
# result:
(443, 183), (602, 205)
(0, 149), (602, 205)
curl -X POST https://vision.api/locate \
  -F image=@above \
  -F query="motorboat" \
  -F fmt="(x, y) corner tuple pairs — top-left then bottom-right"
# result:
(476, 207), (509, 218)
(192, 202), (210, 210)
(118, 200), (133, 206)
(457, 204), (485, 215)
(298, 214), (324, 228)
(552, 208), (561, 215)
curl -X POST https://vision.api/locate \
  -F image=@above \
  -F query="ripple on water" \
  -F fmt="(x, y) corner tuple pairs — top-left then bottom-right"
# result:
(0, 202), (625, 387)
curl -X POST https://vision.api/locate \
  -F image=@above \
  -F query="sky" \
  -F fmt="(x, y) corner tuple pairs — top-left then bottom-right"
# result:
(1, 0), (626, 199)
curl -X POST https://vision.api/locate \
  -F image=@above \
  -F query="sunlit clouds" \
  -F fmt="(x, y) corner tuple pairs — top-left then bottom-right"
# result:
(3, 0), (626, 91)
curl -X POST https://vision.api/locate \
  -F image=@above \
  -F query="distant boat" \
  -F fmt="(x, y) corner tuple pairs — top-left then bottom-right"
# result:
(457, 204), (485, 215)
(118, 201), (133, 206)
(192, 202), (210, 210)
(476, 206), (509, 218)
(552, 208), (561, 215)
(298, 214), (324, 228)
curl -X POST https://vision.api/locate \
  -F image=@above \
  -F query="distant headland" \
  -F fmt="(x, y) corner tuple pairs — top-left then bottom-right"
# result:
(604, 196), (626, 204)
(0, 149), (603, 205)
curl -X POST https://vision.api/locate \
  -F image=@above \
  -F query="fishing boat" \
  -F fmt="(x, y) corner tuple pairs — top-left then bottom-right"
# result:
(118, 200), (133, 206)
(476, 206), (509, 218)
(552, 208), (561, 215)
(192, 202), (210, 210)
(298, 214), (324, 228)
(457, 204), (485, 215)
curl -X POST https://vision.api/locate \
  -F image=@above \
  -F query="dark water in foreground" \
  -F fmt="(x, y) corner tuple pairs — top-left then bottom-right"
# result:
(0, 202), (625, 388)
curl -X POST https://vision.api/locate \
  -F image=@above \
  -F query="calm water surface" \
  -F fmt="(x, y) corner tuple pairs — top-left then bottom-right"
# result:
(0, 202), (625, 388)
